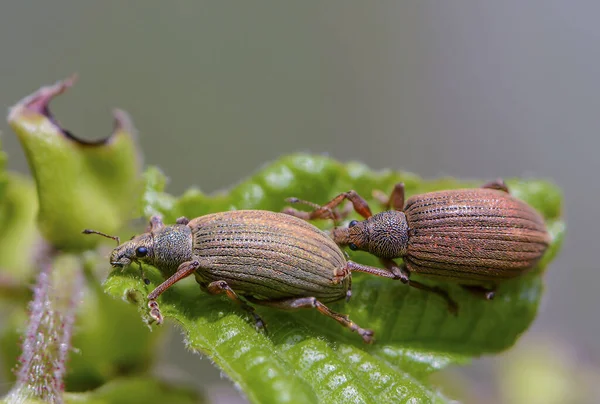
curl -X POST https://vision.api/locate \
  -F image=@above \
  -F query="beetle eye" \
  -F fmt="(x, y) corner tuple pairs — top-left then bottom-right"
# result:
(348, 220), (358, 228)
(348, 243), (358, 251)
(135, 246), (148, 257)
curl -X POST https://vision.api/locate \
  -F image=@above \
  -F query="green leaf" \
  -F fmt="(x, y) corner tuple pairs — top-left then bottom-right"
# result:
(7, 77), (142, 251)
(103, 154), (564, 403)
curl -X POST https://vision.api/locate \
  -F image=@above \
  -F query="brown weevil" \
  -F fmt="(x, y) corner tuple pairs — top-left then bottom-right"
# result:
(84, 210), (400, 343)
(284, 180), (551, 312)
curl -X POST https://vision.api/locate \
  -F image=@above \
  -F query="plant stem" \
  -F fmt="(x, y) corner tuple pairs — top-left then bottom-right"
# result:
(7, 252), (84, 404)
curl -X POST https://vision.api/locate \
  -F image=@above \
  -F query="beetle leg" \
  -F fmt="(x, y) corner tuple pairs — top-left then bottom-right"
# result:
(481, 179), (510, 193)
(388, 183), (406, 211)
(331, 263), (352, 301)
(337, 199), (355, 220)
(335, 190), (373, 219)
(345, 260), (397, 278)
(346, 258), (459, 318)
(379, 258), (459, 315)
(147, 215), (165, 232)
(146, 259), (202, 324)
(346, 274), (352, 302)
(176, 216), (190, 225)
(372, 189), (389, 206)
(332, 263), (350, 283)
(460, 284), (497, 300)
(137, 262), (150, 285)
(373, 182), (405, 211)
(206, 280), (266, 331)
(249, 296), (374, 344)
(284, 199), (355, 223)
(285, 190), (373, 220)
(282, 203), (338, 223)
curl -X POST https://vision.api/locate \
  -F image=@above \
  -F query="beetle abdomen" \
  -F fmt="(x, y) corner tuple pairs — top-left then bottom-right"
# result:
(404, 189), (550, 281)
(188, 210), (348, 302)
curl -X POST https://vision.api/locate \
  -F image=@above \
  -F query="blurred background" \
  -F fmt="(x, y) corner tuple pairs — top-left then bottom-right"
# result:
(1, 2), (598, 402)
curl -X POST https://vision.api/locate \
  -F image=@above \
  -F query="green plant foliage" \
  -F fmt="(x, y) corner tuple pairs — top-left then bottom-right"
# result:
(103, 154), (564, 403)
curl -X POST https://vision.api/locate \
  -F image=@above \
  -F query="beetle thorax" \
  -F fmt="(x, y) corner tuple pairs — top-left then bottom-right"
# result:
(152, 225), (194, 275)
(364, 211), (409, 259)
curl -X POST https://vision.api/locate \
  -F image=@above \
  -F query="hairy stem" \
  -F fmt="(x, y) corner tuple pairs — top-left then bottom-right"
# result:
(7, 252), (84, 404)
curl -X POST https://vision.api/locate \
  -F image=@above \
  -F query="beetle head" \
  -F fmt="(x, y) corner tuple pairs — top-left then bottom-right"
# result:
(332, 210), (409, 259)
(110, 233), (154, 268)
(85, 221), (194, 277)
(332, 219), (369, 252)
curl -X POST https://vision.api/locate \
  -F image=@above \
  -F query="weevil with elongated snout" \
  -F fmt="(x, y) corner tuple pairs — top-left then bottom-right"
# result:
(85, 210), (403, 343)
(285, 180), (550, 311)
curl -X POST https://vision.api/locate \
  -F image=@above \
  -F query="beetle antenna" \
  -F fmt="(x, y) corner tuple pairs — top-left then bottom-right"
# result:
(285, 197), (322, 210)
(82, 229), (120, 246)
(285, 197), (341, 223)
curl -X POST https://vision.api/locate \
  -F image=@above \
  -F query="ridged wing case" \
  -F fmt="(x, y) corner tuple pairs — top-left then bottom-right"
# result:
(403, 189), (549, 281)
(188, 210), (349, 302)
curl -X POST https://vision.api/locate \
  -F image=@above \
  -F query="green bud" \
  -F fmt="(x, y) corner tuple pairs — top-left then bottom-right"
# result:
(7, 77), (142, 251)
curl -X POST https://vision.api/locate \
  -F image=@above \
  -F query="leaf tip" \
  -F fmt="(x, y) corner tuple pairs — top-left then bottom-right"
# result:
(8, 74), (78, 123)
(112, 108), (137, 138)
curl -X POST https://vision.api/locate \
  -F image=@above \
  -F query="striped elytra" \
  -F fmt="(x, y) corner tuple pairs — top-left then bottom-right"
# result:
(402, 188), (550, 281)
(94, 210), (379, 343)
(187, 210), (348, 302)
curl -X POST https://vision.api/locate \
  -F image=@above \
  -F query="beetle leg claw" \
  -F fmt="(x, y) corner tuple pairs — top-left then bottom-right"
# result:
(382, 259), (459, 314)
(148, 300), (163, 325)
(460, 284), (497, 301)
(360, 328), (375, 344)
(207, 280), (269, 334)
(251, 313), (268, 334)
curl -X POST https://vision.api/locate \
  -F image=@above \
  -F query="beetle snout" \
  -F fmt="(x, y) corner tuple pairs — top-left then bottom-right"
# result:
(110, 256), (132, 268)
(109, 248), (132, 268)
(331, 226), (352, 246)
